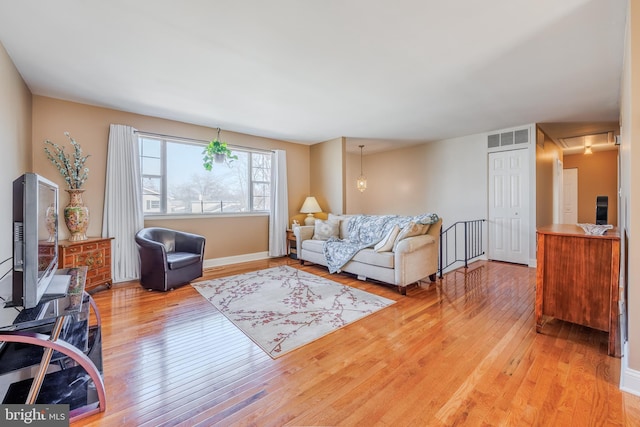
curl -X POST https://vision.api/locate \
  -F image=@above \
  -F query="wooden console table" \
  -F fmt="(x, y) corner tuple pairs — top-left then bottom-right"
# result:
(58, 237), (113, 291)
(535, 224), (620, 357)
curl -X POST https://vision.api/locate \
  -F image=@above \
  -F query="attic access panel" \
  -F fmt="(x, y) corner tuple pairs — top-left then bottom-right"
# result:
(558, 132), (614, 149)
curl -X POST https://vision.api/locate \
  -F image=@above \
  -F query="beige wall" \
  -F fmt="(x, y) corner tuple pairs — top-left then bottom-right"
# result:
(0, 41), (31, 263)
(364, 144), (433, 215)
(621, 0), (640, 374)
(309, 137), (344, 214)
(361, 134), (487, 225)
(536, 129), (563, 227)
(563, 150), (618, 226)
(31, 96), (311, 260)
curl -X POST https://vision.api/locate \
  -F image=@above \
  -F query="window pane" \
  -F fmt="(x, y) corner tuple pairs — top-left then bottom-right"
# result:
(141, 157), (161, 176)
(253, 195), (270, 211)
(253, 182), (270, 211)
(142, 177), (161, 193)
(253, 182), (268, 197)
(142, 177), (162, 214)
(167, 142), (207, 213)
(251, 153), (271, 185)
(140, 138), (161, 157)
(252, 167), (269, 182)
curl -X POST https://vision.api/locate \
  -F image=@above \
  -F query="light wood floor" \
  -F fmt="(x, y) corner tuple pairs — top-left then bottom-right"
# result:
(77, 259), (640, 426)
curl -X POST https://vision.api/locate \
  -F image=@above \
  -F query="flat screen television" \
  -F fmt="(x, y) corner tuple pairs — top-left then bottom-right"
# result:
(10, 173), (60, 308)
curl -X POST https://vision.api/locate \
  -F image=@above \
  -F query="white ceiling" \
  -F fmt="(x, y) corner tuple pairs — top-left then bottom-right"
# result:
(0, 0), (627, 153)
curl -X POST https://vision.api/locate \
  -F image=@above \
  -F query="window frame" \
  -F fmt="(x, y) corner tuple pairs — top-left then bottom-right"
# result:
(138, 133), (272, 218)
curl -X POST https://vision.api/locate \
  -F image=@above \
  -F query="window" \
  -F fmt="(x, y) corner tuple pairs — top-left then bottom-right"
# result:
(139, 135), (271, 216)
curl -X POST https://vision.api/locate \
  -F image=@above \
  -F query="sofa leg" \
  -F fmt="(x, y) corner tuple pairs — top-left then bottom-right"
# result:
(399, 286), (407, 296)
(299, 259), (305, 265)
(429, 273), (437, 282)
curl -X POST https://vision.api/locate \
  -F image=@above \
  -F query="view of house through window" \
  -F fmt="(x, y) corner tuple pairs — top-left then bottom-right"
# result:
(139, 135), (271, 215)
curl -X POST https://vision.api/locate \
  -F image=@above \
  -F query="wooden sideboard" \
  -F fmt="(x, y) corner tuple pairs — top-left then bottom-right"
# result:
(58, 237), (114, 292)
(535, 224), (620, 357)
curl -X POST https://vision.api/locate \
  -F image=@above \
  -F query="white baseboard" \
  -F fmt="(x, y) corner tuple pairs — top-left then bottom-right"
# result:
(203, 251), (271, 269)
(620, 341), (640, 396)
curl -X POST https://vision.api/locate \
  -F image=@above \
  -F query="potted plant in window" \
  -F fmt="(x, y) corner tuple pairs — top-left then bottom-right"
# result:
(202, 128), (238, 170)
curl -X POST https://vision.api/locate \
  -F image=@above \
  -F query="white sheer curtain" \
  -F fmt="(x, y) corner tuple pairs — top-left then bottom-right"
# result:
(102, 124), (144, 282)
(269, 149), (289, 256)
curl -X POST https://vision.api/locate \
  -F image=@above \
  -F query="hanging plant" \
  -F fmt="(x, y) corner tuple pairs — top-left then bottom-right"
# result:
(202, 128), (238, 170)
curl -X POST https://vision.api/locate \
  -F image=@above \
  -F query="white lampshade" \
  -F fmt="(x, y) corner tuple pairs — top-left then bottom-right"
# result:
(300, 196), (322, 213)
(300, 196), (322, 225)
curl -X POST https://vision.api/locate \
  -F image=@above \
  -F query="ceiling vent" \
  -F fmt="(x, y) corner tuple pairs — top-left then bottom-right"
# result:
(487, 129), (529, 149)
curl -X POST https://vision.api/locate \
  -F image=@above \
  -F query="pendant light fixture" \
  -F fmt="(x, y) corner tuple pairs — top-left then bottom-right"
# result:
(356, 145), (367, 192)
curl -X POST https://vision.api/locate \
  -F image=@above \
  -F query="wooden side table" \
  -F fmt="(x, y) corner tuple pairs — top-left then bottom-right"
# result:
(286, 229), (297, 259)
(58, 237), (114, 292)
(535, 224), (620, 357)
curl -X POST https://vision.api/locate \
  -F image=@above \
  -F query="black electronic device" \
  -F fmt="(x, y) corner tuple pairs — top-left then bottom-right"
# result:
(10, 173), (60, 308)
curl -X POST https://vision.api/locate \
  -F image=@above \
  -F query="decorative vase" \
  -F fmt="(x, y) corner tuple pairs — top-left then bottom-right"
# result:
(64, 189), (89, 242)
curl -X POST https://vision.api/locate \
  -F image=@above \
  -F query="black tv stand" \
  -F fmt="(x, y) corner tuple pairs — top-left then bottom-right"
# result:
(0, 267), (105, 422)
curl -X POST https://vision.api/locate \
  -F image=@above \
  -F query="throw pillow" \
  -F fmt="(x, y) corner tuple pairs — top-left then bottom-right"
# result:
(374, 225), (401, 252)
(328, 213), (352, 239)
(393, 222), (425, 251)
(313, 219), (340, 240)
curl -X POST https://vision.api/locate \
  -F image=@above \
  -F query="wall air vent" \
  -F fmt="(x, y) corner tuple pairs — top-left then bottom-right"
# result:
(514, 129), (529, 144)
(501, 132), (514, 146)
(488, 134), (500, 148)
(487, 128), (529, 149)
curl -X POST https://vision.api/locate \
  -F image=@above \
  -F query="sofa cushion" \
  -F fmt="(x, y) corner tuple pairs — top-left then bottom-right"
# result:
(352, 248), (394, 269)
(328, 213), (353, 239)
(374, 225), (401, 252)
(301, 240), (394, 268)
(313, 219), (340, 240)
(301, 238), (325, 253)
(167, 252), (201, 270)
(393, 222), (427, 251)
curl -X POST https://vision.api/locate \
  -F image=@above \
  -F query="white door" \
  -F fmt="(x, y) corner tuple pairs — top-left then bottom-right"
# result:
(562, 168), (578, 224)
(553, 159), (563, 224)
(488, 149), (530, 264)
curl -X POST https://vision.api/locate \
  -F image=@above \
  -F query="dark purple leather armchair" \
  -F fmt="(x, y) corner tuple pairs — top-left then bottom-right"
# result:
(135, 227), (205, 291)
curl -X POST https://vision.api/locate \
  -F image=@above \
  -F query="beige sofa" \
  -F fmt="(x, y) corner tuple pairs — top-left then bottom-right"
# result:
(294, 214), (442, 295)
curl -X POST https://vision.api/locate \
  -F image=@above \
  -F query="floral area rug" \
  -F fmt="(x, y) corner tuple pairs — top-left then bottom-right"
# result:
(191, 265), (395, 358)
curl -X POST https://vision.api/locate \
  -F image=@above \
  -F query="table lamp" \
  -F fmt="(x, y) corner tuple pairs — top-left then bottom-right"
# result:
(300, 196), (322, 225)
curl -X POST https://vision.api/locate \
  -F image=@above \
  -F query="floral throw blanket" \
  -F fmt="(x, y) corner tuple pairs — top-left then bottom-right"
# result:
(323, 213), (439, 274)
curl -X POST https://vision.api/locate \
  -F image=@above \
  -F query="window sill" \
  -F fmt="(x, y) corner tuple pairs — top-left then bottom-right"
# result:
(144, 212), (269, 221)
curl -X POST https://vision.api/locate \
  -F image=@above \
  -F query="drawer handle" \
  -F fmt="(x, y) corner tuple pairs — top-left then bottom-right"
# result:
(80, 252), (104, 268)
